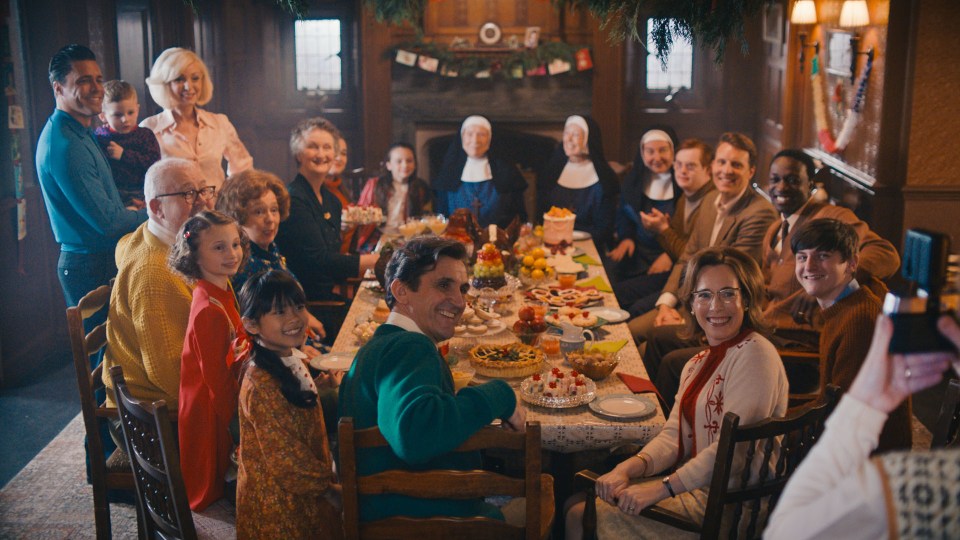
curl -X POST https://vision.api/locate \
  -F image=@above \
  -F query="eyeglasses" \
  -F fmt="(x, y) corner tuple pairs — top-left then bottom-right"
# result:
(691, 287), (741, 306)
(155, 186), (216, 204)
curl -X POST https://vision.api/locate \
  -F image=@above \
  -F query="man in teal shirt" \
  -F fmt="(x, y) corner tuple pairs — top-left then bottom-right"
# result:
(36, 44), (146, 315)
(339, 236), (525, 521)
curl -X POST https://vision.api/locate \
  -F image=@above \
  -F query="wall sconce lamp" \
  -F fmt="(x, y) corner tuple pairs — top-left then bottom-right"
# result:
(839, 0), (874, 84)
(790, 0), (819, 73)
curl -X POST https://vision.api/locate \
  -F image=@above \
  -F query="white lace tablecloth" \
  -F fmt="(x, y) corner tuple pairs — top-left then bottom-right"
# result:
(332, 238), (666, 453)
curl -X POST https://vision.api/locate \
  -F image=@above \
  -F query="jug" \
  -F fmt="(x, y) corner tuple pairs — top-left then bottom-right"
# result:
(559, 322), (595, 359)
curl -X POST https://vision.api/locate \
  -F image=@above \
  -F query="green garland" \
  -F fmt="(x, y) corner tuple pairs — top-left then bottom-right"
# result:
(393, 39), (585, 78)
(181, 0), (309, 18)
(367, 0), (771, 64)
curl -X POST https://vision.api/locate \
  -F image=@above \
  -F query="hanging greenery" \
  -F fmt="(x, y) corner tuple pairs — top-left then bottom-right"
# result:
(391, 38), (587, 78)
(365, 0), (771, 64)
(181, 0), (309, 18)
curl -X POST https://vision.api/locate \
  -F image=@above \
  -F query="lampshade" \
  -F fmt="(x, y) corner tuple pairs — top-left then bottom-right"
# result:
(839, 0), (870, 27)
(790, 0), (818, 25)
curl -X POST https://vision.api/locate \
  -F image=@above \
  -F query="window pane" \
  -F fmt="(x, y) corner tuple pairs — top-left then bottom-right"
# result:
(645, 19), (693, 91)
(295, 19), (342, 92)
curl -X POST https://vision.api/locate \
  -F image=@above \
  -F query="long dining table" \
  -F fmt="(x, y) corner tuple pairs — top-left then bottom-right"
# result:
(331, 236), (666, 453)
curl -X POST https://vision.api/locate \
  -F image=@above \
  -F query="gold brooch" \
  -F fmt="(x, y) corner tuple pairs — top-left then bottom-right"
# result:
(324, 212), (331, 220)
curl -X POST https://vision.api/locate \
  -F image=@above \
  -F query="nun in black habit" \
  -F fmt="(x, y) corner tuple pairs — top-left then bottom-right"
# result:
(432, 115), (527, 228)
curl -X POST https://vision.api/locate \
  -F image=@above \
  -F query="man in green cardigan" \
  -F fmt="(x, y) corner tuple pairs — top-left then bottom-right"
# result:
(339, 236), (525, 522)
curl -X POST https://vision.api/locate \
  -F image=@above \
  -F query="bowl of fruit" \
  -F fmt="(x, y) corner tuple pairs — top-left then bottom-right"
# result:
(517, 247), (555, 287)
(512, 305), (548, 345)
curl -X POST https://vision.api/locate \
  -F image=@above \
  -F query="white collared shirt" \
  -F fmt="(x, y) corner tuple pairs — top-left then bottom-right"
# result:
(146, 219), (176, 247)
(140, 108), (253, 190)
(386, 311), (428, 338)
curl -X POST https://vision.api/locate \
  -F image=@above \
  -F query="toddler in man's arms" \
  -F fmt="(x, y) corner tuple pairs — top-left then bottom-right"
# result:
(94, 80), (161, 209)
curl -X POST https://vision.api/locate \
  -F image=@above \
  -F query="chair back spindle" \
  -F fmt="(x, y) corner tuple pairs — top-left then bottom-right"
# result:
(110, 365), (197, 540)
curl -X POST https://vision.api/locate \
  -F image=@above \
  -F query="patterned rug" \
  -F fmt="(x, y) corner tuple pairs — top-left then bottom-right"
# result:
(0, 414), (235, 539)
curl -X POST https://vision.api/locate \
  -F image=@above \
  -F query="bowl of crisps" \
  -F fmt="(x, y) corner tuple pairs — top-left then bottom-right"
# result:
(566, 349), (620, 380)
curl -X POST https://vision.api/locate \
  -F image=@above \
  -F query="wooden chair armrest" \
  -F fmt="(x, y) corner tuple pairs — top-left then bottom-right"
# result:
(639, 505), (702, 533)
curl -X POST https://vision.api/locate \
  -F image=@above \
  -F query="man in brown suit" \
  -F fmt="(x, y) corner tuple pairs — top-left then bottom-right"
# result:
(647, 149), (900, 409)
(629, 132), (778, 340)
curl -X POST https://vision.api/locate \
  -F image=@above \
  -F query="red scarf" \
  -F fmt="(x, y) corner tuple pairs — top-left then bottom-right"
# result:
(677, 328), (752, 461)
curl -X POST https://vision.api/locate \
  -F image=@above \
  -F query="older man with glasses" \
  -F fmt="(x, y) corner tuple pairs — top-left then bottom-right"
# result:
(101, 158), (210, 428)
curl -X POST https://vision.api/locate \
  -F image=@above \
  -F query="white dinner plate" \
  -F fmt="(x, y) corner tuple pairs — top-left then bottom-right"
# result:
(572, 230), (592, 241)
(311, 351), (355, 371)
(589, 394), (656, 420)
(589, 307), (630, 324)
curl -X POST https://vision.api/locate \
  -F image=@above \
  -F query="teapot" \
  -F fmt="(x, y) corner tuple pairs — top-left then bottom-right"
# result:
(559, 322), (595, 358)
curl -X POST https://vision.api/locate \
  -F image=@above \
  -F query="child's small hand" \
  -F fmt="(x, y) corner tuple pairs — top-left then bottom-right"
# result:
(106, 141), (124, 160)
(315, 369), (344, 389)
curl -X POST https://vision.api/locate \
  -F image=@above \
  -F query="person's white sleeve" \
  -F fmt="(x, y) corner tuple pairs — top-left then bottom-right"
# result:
(764, 395), (889, 540)
(655, 292), (678, 308)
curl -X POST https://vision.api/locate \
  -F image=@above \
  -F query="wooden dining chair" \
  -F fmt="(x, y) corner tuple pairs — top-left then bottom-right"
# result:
(338, 419), (555, 540)
(931, 379), (960, 448)
(779, 349), (822, 407)
(575, 387), (839, 540)
(110, 365), (198, 540)
(67, 283), (138, 540)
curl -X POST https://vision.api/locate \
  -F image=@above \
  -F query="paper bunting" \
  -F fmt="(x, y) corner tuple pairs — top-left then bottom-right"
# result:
(417, 55), (439, 72)
(526, 64), (547, 77)
(575, 48), (593, 71)
(395, 49), (417, 66)
(547, 58), (571, 75)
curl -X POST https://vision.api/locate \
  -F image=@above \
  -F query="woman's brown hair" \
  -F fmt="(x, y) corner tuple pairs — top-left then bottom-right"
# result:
(677, 246), (771, 342)
(216, 169), (291, 225)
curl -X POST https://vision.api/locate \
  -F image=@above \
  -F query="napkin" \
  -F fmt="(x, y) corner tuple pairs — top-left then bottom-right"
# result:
(574, 253), (601, 266)
(588, 339), (628, 353)
(576, 275), (612, 293)
(617, 372), (663, 400)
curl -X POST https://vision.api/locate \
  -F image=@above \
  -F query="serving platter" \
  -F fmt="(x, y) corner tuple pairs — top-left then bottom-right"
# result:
(572, 230), (592, 241)
(519, 375), (597, 408)
(588, 394), (656, 420)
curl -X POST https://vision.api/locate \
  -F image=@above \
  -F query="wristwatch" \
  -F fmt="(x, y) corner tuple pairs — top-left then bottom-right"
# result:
(662, 476), (677, 497)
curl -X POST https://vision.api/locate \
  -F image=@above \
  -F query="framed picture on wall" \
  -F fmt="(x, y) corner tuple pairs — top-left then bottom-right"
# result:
(763, 4), (783, 44)
(826, 31), (854, 77)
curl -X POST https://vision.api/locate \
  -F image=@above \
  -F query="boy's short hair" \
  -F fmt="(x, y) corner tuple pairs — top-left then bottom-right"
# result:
(677, 139), (714, 168)
(103, 80), (137, 103)
(790, 218), (859, 261)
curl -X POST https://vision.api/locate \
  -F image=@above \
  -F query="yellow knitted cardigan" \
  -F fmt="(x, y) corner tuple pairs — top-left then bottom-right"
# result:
(102, 222), (194, 409)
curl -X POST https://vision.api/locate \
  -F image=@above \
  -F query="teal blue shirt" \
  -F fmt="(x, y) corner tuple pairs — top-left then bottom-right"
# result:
(36, 109), (146, 253)
(339, 324), (517, 521)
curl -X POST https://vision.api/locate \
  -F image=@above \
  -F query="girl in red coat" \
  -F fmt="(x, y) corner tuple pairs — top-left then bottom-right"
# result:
(169, 210), (249, 510)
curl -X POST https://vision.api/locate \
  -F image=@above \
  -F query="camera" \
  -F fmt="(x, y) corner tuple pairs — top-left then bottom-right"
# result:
(883, 229), (959, 353)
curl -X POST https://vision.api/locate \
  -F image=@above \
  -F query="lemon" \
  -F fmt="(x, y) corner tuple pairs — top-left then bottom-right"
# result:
(522, 255), (535, 267)
(533, 258), (547, 270)
(531, 269), (545, 280)
(520, 266), (531, 276)
(531, 247), (545, 259)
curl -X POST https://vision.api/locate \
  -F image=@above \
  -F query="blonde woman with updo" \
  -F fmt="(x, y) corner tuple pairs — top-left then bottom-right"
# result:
(142, 47), (252, 193)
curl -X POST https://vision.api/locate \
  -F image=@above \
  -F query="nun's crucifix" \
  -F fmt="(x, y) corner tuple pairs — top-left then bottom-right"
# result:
(471, 197), (482, 222)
